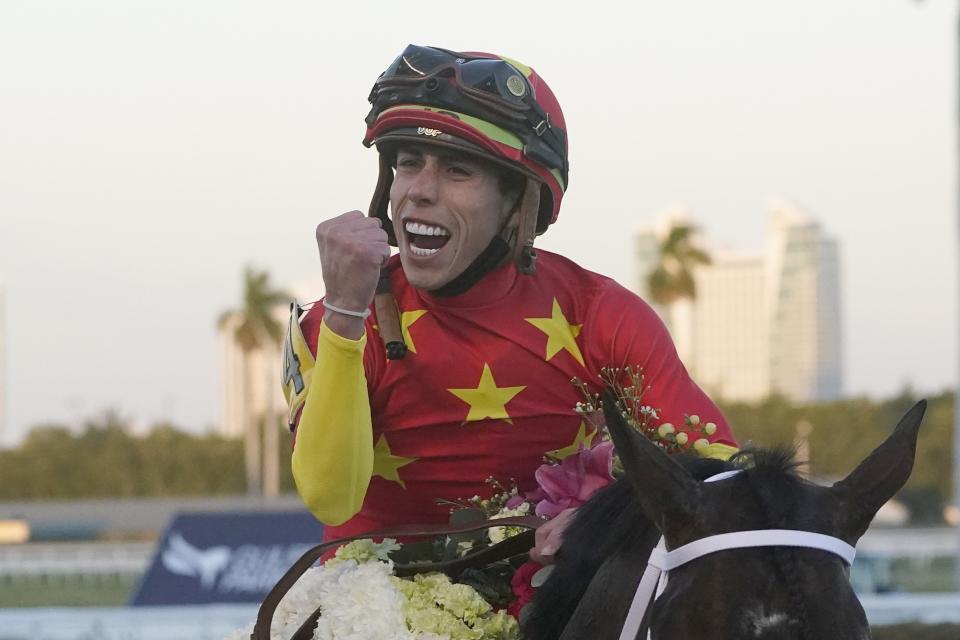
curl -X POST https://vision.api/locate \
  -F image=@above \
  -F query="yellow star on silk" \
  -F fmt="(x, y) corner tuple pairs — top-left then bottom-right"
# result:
(525, 298), (585, 365)
(372, 434), (416, 489)
(448, 364), (526, 424)
(547, 421), (596, 460)
(400, 309), (427, 354)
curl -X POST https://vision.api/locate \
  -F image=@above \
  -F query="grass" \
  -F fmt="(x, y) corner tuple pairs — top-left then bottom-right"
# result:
(889, 556), (956, 592)
(872, 623), (960, 640)
(0, 574), (138, 607)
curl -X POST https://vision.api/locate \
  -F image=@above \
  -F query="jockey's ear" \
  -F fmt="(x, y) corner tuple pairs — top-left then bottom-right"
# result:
(830, 400), (926, 541)
(601, 390), (701, 537)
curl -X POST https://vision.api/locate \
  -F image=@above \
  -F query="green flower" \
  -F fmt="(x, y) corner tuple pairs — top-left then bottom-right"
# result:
(405, 606), (482, 639)
(327, 538), (401, 566)
(473, 610), (520, 640)
(389, 571), (518, 639)
(657, 423), (675, 437)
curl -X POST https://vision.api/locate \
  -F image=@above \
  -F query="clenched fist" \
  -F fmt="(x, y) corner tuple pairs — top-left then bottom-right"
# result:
(315, 211), (391, 337)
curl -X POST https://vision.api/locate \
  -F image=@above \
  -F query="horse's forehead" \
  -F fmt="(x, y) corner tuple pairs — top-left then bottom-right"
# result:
(699, 476), (836, 527)
(740, 602), (867, 639)
(743, 603), (795, 637)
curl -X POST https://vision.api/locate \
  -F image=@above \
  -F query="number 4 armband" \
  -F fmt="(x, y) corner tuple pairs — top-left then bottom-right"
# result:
(281, 301), (316, 429)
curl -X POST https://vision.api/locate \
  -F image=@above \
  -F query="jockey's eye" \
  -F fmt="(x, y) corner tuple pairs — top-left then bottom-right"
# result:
(446, 164), (471, 177)
(395, 153), (423, 170)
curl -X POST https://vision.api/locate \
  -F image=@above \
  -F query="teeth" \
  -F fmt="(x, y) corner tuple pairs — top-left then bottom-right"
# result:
(410, 246), (440, 257)
(404, 221), (449, 237)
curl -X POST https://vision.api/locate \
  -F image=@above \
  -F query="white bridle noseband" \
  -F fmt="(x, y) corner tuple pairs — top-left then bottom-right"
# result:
(618, 470), (857, 640)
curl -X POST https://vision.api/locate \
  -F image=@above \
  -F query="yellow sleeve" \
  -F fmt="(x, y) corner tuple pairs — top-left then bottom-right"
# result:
(698, 442), (739, 461)
(290, 320), (374, 525)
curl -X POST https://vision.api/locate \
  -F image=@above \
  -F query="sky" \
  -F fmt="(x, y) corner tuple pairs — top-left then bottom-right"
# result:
(0, 0), (956, 446)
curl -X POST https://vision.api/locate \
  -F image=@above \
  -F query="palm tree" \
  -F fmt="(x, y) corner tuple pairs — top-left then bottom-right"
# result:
(646, 223), (712, 307)
(219, 266), (290, 497)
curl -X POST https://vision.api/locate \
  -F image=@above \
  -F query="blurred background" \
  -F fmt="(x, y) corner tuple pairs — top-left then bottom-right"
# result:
(1, 0), (960, 638)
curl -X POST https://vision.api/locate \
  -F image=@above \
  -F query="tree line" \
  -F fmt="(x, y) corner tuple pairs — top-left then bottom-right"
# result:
(723, 387), (954, 523)
(0, 389), (952, 523)
(0, 411), (295, 500)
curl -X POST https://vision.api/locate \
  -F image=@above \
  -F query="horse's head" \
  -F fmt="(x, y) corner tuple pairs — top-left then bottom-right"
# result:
(602, 393), (926, 640)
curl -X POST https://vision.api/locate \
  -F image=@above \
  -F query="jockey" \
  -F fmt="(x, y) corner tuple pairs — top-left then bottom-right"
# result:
(282, 44), (738, 562)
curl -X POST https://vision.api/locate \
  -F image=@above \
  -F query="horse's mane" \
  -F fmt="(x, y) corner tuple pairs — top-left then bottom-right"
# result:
(731, 444), (813, 640)
(730, 445), (805, 528)
(730, 444), (802, 480)
(523, 445), (805, 640)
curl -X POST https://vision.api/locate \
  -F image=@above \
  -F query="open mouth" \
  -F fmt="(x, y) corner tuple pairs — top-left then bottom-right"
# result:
(404, 220), (451, 257)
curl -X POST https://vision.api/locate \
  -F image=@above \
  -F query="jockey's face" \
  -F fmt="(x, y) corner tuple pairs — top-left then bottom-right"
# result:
(390, 144), (517, 291)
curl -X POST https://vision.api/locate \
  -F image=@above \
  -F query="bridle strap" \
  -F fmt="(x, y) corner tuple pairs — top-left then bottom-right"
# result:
(616, 471), (856, 640)
(619, 538), (667, 640)
(650, 529), (856, 570)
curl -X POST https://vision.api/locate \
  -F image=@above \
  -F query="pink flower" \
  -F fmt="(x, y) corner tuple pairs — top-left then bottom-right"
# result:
(527, 441), (616, 519)
(505, 494), (528, 510)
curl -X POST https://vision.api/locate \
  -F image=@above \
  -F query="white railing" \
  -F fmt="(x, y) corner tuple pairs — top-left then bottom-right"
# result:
(0, 542), (152, 576)
(859, 527), (959, 557)
(861, 592), (960, 625)
(0, 598), (956, 640)
(0, 605), (257, 640)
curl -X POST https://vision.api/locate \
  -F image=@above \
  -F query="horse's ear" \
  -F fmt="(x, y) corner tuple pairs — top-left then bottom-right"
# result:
(601, 390), (701, 534)
(831, 400), (926, 540)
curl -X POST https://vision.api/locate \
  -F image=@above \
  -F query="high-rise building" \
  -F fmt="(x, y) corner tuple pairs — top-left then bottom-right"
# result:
(765, 203), (844, 402)
(686, 252), (770, 401)
(217, 306), (290, 440)
(635, 202), (843, 403)
(217, 278), (325, 497)
(217, 278), (325, 439)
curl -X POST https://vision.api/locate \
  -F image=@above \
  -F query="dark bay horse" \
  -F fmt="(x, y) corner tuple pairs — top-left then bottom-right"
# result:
(523, 394), (926, 640)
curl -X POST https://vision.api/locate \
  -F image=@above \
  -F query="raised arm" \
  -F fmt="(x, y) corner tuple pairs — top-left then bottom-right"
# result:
(282, 211), (390, 525)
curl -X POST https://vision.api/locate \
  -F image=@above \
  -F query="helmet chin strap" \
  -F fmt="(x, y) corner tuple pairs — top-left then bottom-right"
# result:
(512, 178), (541, 276)
(429, 178), (541, 297)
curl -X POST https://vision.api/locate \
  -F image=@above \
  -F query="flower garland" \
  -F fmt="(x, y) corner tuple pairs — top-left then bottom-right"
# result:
(572, 365), (717, 459)
(224, 539), (519, 640)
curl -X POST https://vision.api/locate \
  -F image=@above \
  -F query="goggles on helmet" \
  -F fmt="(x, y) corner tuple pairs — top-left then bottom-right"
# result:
(365, 44), (568, 186)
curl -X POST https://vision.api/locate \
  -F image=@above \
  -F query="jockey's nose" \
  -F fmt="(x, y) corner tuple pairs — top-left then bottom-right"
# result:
(406, 157), (440, 206)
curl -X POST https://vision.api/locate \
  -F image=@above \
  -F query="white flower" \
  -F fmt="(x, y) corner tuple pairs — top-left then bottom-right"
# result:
(488, 503), (531, 544)
(574, 402), (595, 415)
(313, 561), (411, 640)
(224, 560), (413, 640)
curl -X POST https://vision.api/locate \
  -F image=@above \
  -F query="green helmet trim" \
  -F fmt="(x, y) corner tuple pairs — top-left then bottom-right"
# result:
(378, 105), (567, 191)
(379, 105), (523, 149)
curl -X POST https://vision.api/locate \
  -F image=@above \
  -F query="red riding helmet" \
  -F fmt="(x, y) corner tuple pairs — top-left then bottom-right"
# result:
(364, 44), (569, 245)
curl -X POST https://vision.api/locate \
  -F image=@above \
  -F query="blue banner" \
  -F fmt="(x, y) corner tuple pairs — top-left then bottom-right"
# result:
(130, 511), (324, 605)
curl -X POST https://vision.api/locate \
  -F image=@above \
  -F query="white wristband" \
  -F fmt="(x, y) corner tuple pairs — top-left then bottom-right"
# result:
(322, 300), (371, 319)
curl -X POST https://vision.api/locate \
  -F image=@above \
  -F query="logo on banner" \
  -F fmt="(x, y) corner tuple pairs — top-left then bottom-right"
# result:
(130, 511), (324, 605)
(160, 532), (231, 589)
